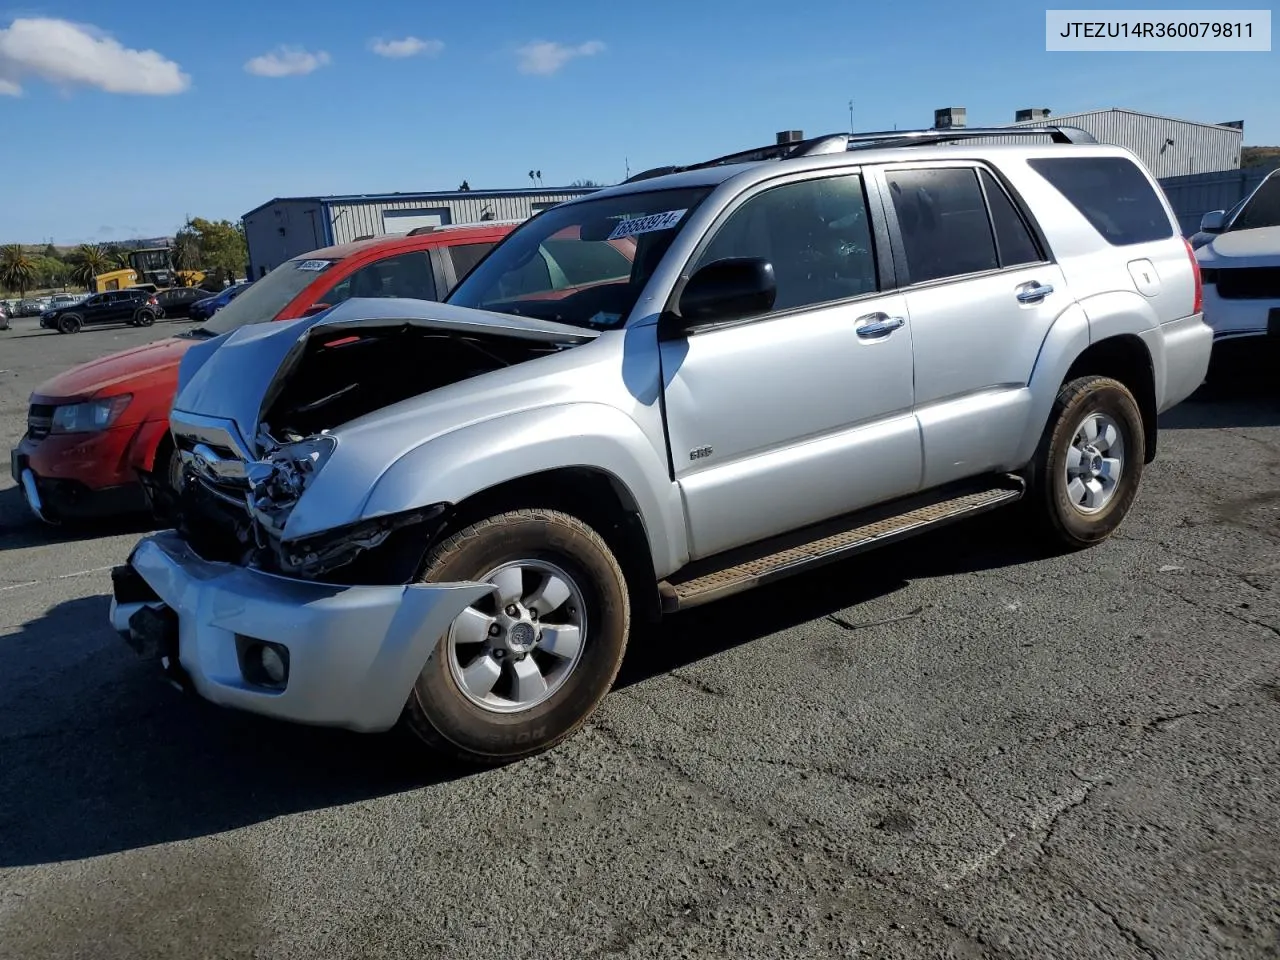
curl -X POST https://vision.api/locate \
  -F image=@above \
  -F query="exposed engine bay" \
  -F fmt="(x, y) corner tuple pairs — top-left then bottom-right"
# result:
(155, 319), (589, 583)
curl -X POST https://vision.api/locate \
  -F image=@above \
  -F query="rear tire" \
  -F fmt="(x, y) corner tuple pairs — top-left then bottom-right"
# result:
(1029, 375), (1145, 550)
(402, 508), (630, 766)
(134, 309), (156, 327)
(57, 314), (82, 334)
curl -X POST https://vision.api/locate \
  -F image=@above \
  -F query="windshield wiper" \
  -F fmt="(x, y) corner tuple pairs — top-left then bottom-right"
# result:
(181, 326), (217, 340)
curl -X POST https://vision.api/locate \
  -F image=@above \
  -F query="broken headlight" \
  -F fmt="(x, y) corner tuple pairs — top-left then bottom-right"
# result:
(246, 434), (337, 540)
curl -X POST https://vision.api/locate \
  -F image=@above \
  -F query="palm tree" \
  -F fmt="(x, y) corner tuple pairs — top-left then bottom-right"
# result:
(70, 243), (110, 290)
(111, 246), (132, 269)
(0, 244), (36, 297)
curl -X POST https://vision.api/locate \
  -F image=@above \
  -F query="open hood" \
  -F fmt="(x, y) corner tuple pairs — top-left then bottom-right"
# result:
(174, 297), (598, 453)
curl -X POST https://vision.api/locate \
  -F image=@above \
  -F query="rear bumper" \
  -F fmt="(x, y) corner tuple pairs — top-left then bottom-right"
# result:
(1144, 312), (1214, 414)
(110, 531), (492, 733)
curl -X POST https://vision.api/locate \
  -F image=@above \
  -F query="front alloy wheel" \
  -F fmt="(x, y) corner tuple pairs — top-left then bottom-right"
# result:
(402, 508), (630, 765)
(446, 559), (587, 713)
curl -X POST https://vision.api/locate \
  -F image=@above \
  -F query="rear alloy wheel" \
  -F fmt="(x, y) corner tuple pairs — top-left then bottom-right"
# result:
(1030, 375), (1145, 549)
(57, 314), (82, 334)
(134, 309), (156, 327)
(403, 509), (630, 765)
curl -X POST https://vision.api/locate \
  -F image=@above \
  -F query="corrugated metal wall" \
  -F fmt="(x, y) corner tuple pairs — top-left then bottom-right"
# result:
(1158, 166), (1278, 235)
(957, 110), (1242, 179)
(326, 191), (595, 244)
(243, 199), (328, 277)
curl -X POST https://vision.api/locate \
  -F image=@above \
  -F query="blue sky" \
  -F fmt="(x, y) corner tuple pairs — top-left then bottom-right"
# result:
(2, 0), (1276, 244)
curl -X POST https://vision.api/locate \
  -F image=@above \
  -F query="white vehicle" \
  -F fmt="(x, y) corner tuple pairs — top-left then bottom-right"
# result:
(1195, 169), (1280, 343)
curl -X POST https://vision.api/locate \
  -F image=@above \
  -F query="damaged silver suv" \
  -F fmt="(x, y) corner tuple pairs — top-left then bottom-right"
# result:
(111, 127), (1213, 765)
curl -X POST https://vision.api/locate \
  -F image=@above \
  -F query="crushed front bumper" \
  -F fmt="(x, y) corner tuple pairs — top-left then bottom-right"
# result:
(109, 530), (492, 733)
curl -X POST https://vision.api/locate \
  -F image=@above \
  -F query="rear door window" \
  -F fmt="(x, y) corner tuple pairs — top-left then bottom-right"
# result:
(979, 169), (1045, 266)
(886, 167), (999, 284)
(1027, 156), (1173, 246)
(322, 252), (439, 307)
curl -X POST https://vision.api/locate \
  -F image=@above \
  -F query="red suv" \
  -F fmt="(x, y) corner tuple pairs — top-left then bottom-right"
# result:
(11, 222), (516, 523)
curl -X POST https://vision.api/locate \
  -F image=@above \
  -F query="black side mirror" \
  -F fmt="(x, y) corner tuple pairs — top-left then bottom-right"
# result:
(663, 257), (776, 337)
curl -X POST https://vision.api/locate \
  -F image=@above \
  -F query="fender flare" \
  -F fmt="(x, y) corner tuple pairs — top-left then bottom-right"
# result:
(309, 403), (686, 577)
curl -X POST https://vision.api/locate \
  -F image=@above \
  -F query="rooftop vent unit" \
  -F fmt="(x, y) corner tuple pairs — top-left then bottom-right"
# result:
(934, 107), (966, 129)
(1016, 108), (1052, 122)
(776, 130), (804, 144)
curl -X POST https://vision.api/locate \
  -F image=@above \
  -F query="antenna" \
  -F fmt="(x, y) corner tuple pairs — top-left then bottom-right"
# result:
(848, 99), (854, 134)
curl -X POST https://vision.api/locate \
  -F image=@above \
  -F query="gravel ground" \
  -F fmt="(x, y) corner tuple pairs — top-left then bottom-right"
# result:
(1, 316), (1278, 960)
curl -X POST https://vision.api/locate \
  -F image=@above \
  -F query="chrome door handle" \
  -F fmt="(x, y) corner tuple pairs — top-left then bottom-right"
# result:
(855, 314), (906, 338)
(1016, 282), (1054, 304)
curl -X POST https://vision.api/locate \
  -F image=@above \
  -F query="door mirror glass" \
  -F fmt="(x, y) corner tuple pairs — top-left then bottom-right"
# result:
(670, 257), (776, 333)
(1199, 209), (1227, 233)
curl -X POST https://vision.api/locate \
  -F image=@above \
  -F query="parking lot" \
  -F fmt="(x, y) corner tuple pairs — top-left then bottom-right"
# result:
(1, 315), (1278, 959)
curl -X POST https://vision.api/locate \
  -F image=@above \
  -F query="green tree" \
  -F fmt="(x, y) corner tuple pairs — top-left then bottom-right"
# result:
(42, 243), (60, 261)
(70, 243), (110, 290)
(110, 245), (133, 270)
(0, 244), (36, 297)
(31, 255), (67, 289)
(175, 217), (248, 284)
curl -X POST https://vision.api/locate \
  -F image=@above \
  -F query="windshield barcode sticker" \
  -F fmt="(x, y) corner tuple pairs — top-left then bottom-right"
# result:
(296, 259), (332, 271)
(607, 209), (687, 240)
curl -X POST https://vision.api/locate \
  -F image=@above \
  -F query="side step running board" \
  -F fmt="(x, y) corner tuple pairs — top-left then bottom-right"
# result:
(659, 477), (1025, 613)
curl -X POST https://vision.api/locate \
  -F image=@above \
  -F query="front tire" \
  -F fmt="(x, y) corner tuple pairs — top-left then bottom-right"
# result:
(1029, 375), (1145, 549)
(402, 509), (631, 765)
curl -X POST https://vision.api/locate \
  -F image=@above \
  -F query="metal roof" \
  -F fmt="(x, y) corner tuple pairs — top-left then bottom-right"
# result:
(1007, 107), (1245, 133)
(242, 186), (599, 220)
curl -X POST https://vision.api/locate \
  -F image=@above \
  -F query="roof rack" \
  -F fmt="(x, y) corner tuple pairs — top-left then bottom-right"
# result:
(622, 125), (1098, 183)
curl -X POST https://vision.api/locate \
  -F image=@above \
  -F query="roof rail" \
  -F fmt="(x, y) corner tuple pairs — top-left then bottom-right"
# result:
(621, 125), (1097, 183)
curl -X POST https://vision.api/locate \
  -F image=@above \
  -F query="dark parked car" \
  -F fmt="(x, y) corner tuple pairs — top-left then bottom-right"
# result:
(39, 289), (160, 334)
(188, 282), (252, 321)
(154, 286), (217, 319)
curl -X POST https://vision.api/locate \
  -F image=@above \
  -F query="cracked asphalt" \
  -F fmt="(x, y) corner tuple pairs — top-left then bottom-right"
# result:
(1, 317), (1278, 959)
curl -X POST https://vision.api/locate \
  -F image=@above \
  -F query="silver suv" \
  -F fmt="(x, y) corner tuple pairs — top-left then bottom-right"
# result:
(111, 127), (1213, 765)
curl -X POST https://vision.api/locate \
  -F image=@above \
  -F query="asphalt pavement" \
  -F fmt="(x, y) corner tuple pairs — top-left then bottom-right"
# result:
(1, 316), (1278, 960)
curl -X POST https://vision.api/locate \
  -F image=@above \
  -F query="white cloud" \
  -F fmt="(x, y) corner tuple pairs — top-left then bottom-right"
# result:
(515, 39), (605, 76)
(0, 17), (189, 96)
(244, 46), (331, 78)
(371, 36), (443, 59)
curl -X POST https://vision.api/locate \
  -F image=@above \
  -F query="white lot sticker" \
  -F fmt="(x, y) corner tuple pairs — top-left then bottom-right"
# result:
(296, 259), (332, 271)
(606, 209), (687, 241)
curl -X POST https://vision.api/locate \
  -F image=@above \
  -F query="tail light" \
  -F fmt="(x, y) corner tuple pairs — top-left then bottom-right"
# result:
(1183, 237), (1203, 315)
(148, 296), (159, 305)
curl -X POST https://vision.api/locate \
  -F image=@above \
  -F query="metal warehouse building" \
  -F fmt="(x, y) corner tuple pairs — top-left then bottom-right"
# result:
(927, 106), (1244, 179)
(243, 186), (599, 278)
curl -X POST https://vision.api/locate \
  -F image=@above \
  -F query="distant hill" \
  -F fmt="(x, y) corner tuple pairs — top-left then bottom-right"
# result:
(1241, 146), (1280, 169)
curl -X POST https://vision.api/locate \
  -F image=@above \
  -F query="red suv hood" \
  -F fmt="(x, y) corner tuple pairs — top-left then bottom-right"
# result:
(32, 336), (195, 402)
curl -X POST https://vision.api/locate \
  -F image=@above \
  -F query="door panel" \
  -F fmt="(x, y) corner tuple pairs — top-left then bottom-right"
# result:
(882, 163), (1066, 487)
(661, 171), (922, 560)
(662, 290), (920, 560)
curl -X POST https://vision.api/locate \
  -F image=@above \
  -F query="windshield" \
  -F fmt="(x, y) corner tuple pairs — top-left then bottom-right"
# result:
(194, 259), (339, 336)
(446, 186), (714, 328)
(1231, 173), (1280, 232)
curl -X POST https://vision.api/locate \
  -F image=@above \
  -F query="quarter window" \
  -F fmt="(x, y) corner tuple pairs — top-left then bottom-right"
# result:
(447, 242), (495, 281)
(1026, 156), (1173, 246)
(886, 167), (998, 284)
(691, 173), (879, 313)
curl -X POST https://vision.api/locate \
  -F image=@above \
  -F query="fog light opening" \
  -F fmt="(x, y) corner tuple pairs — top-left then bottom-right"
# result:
(238, 636), (291, 689)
